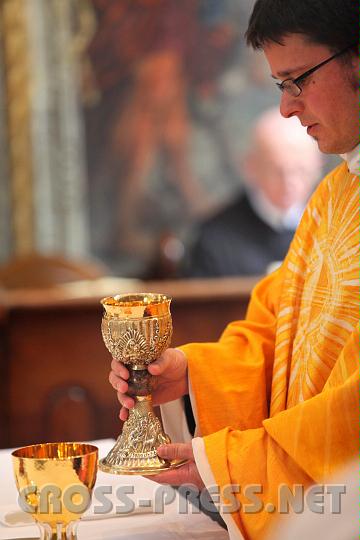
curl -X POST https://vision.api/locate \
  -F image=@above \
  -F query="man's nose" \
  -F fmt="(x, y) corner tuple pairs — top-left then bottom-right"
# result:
(280, 91), (304, 119)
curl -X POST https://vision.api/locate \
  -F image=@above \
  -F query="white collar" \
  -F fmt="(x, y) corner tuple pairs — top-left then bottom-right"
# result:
(340, 144), (359, 176)
(245, 186), (305, 232)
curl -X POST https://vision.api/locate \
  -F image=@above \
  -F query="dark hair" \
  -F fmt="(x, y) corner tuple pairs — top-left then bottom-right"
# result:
(246, 0), (358, 55)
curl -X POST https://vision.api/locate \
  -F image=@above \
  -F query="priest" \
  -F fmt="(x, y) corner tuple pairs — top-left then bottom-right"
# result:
(109, 1), (359, 538)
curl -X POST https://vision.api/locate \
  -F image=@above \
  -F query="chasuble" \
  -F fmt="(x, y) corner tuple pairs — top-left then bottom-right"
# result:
(181, 161), (359, 539)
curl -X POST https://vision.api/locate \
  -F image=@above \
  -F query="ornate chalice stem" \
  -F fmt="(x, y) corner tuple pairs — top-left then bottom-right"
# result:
(99, 293), (186, 475)
(100, 369), (171, 473)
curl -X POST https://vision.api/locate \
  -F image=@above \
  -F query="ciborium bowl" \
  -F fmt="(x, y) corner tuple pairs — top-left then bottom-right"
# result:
(99, 293), (186, 475)
(12, 442), (98, 540)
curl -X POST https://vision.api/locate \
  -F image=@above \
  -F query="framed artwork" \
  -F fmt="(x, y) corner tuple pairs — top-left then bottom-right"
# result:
(82, 0), (279, 277)
(0, 0), (283, 274)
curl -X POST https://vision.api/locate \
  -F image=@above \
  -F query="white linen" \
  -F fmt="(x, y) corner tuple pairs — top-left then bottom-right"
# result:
(160, 400), (192, 443)
(0, 439), (229, 540)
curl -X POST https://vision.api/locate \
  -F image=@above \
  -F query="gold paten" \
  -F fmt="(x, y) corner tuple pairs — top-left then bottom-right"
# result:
(12, 442), (98, 540)
(99, 293), (186, 475)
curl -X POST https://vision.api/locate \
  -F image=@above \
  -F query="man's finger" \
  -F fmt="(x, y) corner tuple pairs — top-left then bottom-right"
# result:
(146, 462), (196, 486)
(147, 469), (187, 485)
(149, 348), (185, 375)
(109, 370), (128, 392)
(116, 392), (135, 409)
(148, 353), (172, 375)
(119, 406), (129, 421)
(157, 443), (194, 461)
(109, 371), (129, 393)
(108, 371), (119, 390)
(111, 358), (129, 379)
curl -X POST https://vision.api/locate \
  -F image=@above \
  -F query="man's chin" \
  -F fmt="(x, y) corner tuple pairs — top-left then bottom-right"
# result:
(308, 128), (334, 153)
(314, 137), (336, 155)
(314, 131), (358, 154)
(306, 129), (325, 151)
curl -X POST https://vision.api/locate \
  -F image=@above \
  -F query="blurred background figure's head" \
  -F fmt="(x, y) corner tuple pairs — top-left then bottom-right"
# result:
(242, 107), (323, 211)
(182, 106), (324, 279)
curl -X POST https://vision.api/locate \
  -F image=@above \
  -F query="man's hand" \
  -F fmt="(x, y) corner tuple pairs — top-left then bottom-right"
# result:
(108, 348), (188, 421)
(149, 442), (204, 489)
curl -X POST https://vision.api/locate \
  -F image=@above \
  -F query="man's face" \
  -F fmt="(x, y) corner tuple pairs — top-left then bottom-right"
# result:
(247, 136), (320, 210)
(254, 144), (319, 210)
(264, 35), (359, 154)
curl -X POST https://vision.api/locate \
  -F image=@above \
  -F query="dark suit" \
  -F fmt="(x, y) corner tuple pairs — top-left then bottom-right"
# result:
(183, 192), (296, 277)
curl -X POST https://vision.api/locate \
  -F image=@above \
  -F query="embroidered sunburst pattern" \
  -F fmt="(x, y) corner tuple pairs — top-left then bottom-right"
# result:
(271, 165), (359, 414)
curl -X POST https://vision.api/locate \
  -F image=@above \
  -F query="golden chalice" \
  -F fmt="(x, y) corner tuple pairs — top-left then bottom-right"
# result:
(12, 442), (98, 540)
(99, 293), (186, 475)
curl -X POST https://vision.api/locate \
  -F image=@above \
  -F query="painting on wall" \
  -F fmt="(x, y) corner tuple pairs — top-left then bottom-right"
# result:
(0, 0), (336, 272)
(81, 0), (279, 277)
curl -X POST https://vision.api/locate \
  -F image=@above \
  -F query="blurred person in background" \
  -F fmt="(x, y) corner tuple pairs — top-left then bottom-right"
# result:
(183, 107), (323, 277)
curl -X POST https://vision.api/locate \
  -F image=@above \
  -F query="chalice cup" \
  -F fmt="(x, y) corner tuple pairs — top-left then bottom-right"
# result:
(12, 442), (98, 540)
(99, 293), (186, 475)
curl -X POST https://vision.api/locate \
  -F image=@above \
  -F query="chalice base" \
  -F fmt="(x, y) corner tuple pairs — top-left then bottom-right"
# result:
(98, 457), (188, 476)
(36, 518), (78, 539)
(99, 396), (188, 475)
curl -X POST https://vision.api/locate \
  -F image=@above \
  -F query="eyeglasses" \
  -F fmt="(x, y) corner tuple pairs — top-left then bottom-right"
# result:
(276, 45), (355, 97)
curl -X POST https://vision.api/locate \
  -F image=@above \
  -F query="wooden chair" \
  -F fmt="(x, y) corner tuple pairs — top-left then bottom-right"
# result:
(0, 253), (109, 289)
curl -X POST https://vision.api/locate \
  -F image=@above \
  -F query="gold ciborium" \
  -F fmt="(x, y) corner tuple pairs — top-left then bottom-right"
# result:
(99, 293), (186, 475)
(12, 442), (98, 540)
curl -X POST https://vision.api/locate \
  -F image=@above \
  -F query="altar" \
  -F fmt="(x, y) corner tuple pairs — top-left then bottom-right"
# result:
(0, 439), (229, 540)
